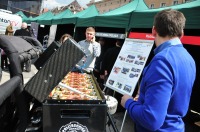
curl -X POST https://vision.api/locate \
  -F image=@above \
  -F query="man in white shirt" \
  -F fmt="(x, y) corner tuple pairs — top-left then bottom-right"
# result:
(77, 27), (101, 72)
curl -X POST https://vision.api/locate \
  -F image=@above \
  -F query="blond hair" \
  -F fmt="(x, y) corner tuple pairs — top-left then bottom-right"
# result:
(86, 27), (95, 33)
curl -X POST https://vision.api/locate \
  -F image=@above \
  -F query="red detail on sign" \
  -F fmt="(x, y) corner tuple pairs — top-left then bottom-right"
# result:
(128, 32), (154, 40)
(180, 36), (200, 46)
(128, 32), (200, 46)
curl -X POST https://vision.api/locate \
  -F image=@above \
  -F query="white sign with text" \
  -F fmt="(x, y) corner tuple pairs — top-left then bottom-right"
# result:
(106, 38), (154, 96)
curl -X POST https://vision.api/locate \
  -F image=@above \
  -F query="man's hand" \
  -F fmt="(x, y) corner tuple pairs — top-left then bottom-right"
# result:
(91, 36), (96, 43)
(90, 35), (96, 43)
(133, 94), (139, 101)
(121, 94), (133, 108)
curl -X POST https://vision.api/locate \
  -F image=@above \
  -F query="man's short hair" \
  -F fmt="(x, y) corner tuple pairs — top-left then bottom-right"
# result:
(153, 9), (186, 38)
(86, 27), (95, 33)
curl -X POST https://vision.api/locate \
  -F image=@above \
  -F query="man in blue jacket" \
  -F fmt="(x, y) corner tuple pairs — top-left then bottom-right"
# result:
(121, 9), (196, 132)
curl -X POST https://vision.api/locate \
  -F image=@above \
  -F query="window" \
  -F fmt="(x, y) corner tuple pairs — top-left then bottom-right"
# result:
(150, 4), (154, 9)
(185, 0), (191, 2)
(173, 0), (178, 5)
(161, 3), (166, 7)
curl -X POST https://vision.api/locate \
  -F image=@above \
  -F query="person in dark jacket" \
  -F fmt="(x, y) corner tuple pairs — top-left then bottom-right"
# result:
(93, 37), (107, 89)
(14, 22), (31, 36)
(100, 39), (125, 112)
(14, 22), (32, 72)
(100, 39), (124, 79)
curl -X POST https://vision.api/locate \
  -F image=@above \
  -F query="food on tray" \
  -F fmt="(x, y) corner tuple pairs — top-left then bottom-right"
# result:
(49, 72), (98, 100)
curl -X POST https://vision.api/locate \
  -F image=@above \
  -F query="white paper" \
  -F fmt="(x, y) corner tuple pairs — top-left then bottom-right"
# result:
(105, 38), (154, 96)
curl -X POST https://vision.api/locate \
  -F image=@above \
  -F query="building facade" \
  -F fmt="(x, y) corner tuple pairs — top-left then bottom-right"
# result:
(0, 0), (42, 17)
(144, 0), (194, 9)
(87, 0), (132, 14)
(51, 0), (83, 14)
(87, 0), (195, 14)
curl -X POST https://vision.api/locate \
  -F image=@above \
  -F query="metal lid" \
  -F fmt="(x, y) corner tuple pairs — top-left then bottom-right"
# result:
(24, 38), (84, 102)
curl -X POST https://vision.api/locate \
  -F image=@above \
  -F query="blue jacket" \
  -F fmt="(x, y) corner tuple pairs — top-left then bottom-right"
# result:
(125, 38), (196, 132)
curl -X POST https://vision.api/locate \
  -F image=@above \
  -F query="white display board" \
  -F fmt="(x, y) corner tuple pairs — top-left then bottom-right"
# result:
(105, 38), (154, 96)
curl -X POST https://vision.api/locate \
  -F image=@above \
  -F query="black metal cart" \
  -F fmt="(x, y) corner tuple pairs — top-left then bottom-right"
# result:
(24, 38), (110, 132)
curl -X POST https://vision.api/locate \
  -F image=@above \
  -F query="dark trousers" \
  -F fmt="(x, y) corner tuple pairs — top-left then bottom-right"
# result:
(93, 69), (104, 90)
(1, 55), (8, 69)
